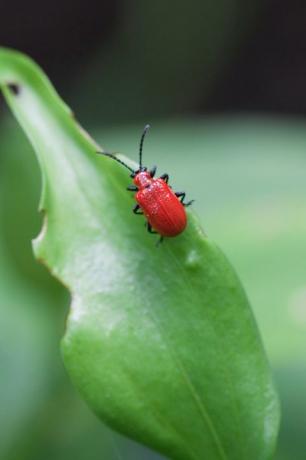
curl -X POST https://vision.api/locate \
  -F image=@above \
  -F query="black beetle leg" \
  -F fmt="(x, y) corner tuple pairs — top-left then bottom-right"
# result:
(127, 185), (138, 191)
(149, 165), (157, 177)
(160, 173), (169, 183)
(147, 222), (158, 234)
(133, 204), (143, 214)
(175, 191), (185, 200)
(175, 191), (195, 207)
(156, 236), (164, 246)
(184, 199), (195, 207)
(147, 223), (164, 246)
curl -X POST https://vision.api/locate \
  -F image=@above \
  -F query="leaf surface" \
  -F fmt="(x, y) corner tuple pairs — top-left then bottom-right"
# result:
(0, 48), (279, 460)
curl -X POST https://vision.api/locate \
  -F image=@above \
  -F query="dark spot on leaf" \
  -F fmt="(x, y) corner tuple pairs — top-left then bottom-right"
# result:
(7, 83), (20, 95)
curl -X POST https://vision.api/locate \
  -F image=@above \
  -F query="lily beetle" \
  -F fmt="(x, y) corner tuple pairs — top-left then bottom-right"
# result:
(97, 125), (193, 243)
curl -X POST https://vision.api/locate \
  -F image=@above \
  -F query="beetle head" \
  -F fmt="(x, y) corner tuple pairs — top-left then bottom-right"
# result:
(133, 170), (151, 189)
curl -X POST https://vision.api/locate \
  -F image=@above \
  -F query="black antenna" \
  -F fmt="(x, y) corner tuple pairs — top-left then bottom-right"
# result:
(97, 151), (135, 173)
(139, 124), (150, 169)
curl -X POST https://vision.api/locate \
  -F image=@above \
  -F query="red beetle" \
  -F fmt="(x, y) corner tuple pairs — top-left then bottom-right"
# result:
(98, 125), (193, 243)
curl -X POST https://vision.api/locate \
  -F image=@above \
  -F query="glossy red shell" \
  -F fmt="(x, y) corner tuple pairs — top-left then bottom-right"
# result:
(134, 173), (187, 237)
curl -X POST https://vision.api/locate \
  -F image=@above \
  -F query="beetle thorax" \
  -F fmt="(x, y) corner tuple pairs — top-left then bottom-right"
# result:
(133, 171), (152, 189)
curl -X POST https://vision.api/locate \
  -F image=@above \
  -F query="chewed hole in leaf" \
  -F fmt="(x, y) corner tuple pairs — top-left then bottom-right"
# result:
(7, 82), (20, 95)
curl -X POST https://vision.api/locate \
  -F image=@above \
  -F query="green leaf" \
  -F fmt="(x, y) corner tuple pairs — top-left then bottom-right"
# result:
(0, 48), (280, 460)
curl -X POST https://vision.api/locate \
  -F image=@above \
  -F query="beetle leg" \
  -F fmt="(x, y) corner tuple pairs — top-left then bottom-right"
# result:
(133, 204), (143, 214)
(127, 185), (138, 191)
(184, 200), (195, 207)
(147, 222), (158, 234)
(175, 191), (185, 200)
(160, 173), (169, 183)
(156, 235), (164, 246)
(147, 223), (164, 245)
(175, 191), (195, 207)
(149, 165), (157, 177)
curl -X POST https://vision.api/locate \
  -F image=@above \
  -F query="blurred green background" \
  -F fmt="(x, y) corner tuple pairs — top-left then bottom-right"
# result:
(1, 1), (306, 459)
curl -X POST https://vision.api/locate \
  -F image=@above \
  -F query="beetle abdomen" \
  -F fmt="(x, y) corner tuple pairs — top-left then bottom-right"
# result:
(136, 179), (187, 237)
